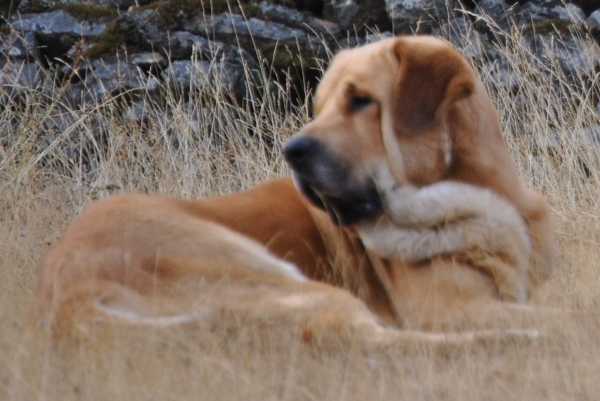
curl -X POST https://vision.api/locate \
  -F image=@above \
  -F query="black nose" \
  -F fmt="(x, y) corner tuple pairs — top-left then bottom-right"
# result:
(283, 137), (317, 168)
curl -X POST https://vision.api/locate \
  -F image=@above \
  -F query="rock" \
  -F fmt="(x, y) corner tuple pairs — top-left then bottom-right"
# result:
(160, 31), (214, 60)
(434, 18), (488, 60)
(188, 13), (327, 69)
(1, 32), (42, 61)
(481, 33), (599, 85)
(157, 31), (257, 72)
(385, 0), (455, 33)
(58, 82), (94, 106)
(122, 100), (150, 123)
(11, 10), (106, 47)
(83, 58), (151, 99)
(553, 3), (585, 25)
(192, 13), (307, 46)
(584, 8), (600, 42)
(475, 0), (585, 33)
(11, 10), (108, 57)
(16, 0), (57, 13)
(83, 9), (175, 58)
(0, 61), (42, 103)
(131, 52), (167, 72)
(165, 59), (200, 89)
(587, 9), (600, 30)
(112, 9), (170, 54)
(324, 0), (389, 32)
(473, 0), (510, 33)
(528, 125), (600, 179)
(57, 64), (156, 107)
(520, 1), (585, 27)
(571, 0), (600, 14)
(260, 1), (342, 36)
(480, 58), (522, 90)
(530, 34), (599, 77)
(36, 112), (110, 174)
(165, 60), (247, 99)
(0, 0), (598, 163)
(17, 0), (140, 13)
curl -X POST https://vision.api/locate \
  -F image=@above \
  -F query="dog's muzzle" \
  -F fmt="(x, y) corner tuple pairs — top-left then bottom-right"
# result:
(284, 137), (383, 226)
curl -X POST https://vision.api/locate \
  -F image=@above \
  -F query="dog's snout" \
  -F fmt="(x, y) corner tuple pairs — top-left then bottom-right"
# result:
(283, 137), (317, 167)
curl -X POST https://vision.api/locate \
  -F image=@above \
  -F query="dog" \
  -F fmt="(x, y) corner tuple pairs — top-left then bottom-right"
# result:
(283, 35), (555, 330)
(29, 35), (555, 341)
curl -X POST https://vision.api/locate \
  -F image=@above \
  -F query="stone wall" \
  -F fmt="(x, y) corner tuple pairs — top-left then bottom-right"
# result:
(2, 0), (599, 101)
(1, 0), (600, 168)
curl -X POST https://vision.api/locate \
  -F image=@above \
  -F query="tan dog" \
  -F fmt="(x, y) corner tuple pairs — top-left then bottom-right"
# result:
(30, 36), (554, 340)
(283, 35), (554, 330)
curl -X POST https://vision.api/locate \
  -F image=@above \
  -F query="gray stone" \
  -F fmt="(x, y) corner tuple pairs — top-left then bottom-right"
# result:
(258, 1), (341, 36)
(2, 0), (596, 149)
(434, 18), (488, 60)
(66, 42), (84, 60)
(480, 59), (522, 90)
(553, 4), (585, 25)
(586, 9), (600, 30)
(16, 0), (58, 13)
(188, 13), (328, 67)
(166, 60), (203, 90)
(122, 101), (150, 123)
(324, 0), (389, 33)
(533, 35), (600, 77)
(475, 0), (585, 33)
(10, 10), (108, 58)
(0, 61), (42, 93)
(161, 31), (214, 60)
(111, 9), (170, 54)
(474, 0), (510, 33)
(528, 126), (600, 158)
(82, 58), (149, 99)
(385, 0), (455, 33)
(520, 1), (584, 26)
(158, 31), (257, 71)
(145, 76), (160, 92)
(165, 60), (246, 98)
(0, 61), (42, 106)
(1, 32), (42, 61)
(131, 52), (167, 70)
(58, 82), (94, 106)
(195, 13), (309, 44)
(11, 10), (108, 38)
(17, 0), (139, 13)
(36, 112), (110, 174)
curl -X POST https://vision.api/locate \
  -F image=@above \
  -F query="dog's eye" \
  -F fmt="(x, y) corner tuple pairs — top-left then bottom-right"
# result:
(349, 96), (374, 112)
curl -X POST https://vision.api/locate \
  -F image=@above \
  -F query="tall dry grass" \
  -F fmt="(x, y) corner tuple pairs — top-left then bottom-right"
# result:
(2, 15), (600, 400)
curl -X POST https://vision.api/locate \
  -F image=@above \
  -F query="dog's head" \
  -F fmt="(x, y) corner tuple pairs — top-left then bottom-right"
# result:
(284, 36), (490, 225)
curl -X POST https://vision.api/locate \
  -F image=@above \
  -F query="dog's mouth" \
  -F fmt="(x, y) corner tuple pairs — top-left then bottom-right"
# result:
(291, 171), (383, 226)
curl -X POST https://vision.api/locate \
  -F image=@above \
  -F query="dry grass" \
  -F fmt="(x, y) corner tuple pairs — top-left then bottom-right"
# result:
(2, 20), (600, 400)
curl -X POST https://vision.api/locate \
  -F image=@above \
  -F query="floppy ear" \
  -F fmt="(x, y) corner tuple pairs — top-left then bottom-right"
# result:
(390, 38), (475, 133)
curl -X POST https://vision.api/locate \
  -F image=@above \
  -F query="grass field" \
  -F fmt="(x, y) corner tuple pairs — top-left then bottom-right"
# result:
(2, 24), (600, 400)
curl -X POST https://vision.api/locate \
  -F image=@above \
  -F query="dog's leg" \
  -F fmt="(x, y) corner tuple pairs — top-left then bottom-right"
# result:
(356, 181), (531, 302)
